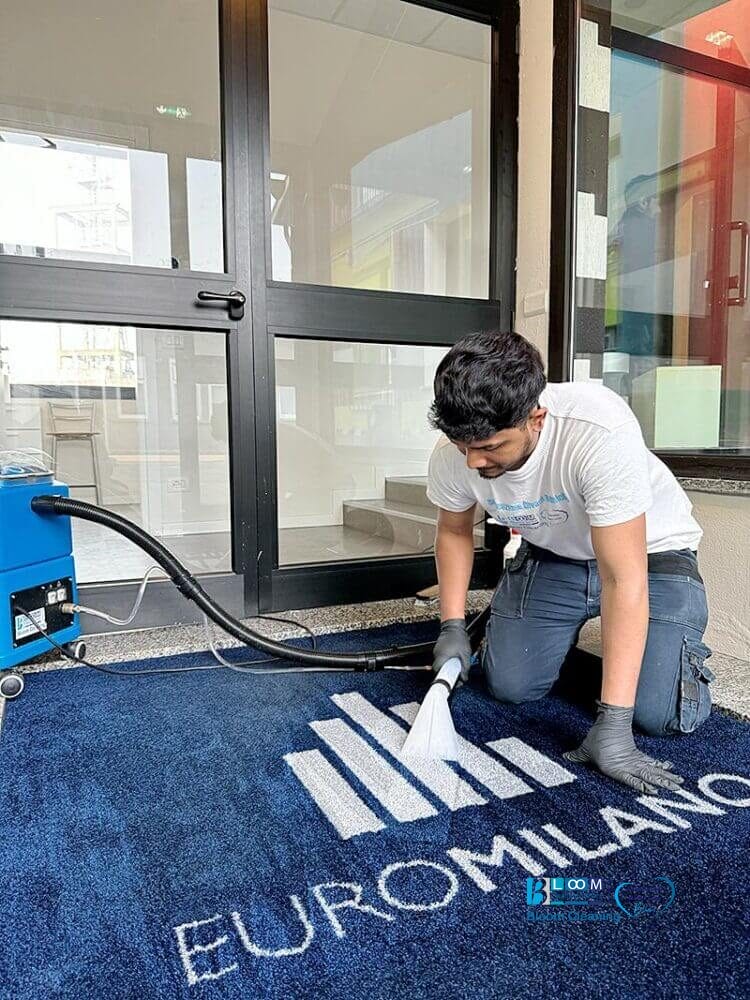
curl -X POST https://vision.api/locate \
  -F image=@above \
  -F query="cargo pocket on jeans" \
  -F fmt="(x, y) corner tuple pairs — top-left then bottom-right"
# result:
(677, 636), (715, 733)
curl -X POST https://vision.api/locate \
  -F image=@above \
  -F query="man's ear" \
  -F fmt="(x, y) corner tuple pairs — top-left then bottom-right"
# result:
(528, 407), (548, 433)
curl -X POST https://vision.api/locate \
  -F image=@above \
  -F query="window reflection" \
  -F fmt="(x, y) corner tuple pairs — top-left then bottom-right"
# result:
(267, 0), (491, 297)
(575, 51), (750, 453)
(0, 322), (231, 582)
(611, 0), (750, 69)
(0, 1), (223, 271)
(274, 339), (483, 565)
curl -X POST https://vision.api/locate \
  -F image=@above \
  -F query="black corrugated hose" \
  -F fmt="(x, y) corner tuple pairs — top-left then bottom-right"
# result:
(31, 494), (489, 672)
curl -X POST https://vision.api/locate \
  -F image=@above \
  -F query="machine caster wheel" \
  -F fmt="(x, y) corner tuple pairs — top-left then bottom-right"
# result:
(0, 673), (24, 699)
(65, 640), (86, 661)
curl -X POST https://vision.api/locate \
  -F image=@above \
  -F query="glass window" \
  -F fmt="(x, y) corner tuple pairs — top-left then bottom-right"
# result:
(267, 0), (491, 297)
(0, 322), (231, 583)
(0, 1), (224, 271)
(574, 50), (750, 453)
(274, 338), (483, 565)
(611, 0), (750, 67)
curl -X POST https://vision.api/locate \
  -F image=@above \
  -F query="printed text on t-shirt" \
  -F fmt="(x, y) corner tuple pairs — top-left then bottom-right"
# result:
(486, 492), (570, 530)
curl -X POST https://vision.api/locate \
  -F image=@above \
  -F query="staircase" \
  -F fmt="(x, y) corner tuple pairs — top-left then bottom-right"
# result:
(342, 476), (483, 552)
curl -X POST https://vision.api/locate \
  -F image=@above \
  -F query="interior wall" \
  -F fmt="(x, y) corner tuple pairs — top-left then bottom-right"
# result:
(687, 491), (750, 662)
(515, 0), (553, 363)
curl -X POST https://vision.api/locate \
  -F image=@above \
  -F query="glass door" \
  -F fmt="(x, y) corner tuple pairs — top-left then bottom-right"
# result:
(597, 50), (750, 455)
(251, 0), (518, 611)
(0, 0), (254, 625)
(569, 0), (750, 479)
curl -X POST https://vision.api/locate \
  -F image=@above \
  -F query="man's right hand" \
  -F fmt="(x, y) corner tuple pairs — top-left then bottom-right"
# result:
(432, 618), (472, 682)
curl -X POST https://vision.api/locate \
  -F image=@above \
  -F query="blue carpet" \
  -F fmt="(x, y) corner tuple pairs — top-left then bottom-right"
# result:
(0, 621), (748, 1000)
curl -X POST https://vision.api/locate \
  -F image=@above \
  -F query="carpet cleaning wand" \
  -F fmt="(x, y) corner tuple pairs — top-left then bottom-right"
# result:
(400, 656), (462, 760)
(29, 494), (489, 673)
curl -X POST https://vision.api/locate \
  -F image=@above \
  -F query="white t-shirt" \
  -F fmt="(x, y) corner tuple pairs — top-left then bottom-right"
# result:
(426, 382), (702, 560)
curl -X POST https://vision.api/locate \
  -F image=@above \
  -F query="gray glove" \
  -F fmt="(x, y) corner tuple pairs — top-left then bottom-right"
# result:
(432, 618), (472, 682)
(563, 700), (684, 795)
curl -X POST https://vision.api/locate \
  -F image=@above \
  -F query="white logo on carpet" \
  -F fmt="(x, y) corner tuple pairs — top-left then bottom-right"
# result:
(173, 764), (750, 985)
(284, 692), (576, 839)
(172, 699), (750, 986)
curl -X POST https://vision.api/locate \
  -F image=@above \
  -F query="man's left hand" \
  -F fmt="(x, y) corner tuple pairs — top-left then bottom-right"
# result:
(563, 700), (684, 794)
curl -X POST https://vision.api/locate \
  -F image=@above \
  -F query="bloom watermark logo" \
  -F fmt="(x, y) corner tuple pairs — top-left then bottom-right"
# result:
(525, 876), (616, 921)
(525, 875), (676, 923)
(614, 876), (676, 918)
(526, 876), (603, 906)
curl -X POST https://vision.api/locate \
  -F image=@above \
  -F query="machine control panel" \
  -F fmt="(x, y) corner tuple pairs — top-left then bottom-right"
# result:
(10, 578), (74, 647)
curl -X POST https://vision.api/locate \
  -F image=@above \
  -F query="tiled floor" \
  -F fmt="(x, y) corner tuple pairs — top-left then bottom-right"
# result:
(16, 592), (749, 721)
(576, 618), (750, 722)
(19, 590), (477, 674)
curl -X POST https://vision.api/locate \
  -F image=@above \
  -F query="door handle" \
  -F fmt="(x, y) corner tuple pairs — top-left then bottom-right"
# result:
(728, 221), (748, 307)
(196, 289), (246, 320)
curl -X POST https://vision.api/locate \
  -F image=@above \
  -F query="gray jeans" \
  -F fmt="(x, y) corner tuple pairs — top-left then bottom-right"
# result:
(481, 541), (714, 736)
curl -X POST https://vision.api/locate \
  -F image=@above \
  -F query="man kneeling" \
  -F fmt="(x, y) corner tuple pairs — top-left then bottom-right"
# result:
(426, 330), (713, 795)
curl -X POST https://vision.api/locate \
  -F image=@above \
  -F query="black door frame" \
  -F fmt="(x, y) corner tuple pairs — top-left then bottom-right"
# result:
(0, 0), (519, 627)
(245, 0), (519, 612)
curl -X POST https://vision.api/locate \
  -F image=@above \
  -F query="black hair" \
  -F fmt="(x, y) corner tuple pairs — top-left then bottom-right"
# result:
(429, 330), (546, 443)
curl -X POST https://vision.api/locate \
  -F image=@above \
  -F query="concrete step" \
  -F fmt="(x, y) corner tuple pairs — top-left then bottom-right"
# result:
(343, 498), (437, 552)
(384, 475), (431, 509)
(343, 497), (482, 551)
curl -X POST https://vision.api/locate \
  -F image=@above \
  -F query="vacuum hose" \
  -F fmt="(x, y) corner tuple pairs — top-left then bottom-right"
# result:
(31, 494), (489, 671)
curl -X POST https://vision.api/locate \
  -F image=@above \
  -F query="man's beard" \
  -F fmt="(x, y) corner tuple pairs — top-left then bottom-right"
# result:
(476, 430), (537, 479)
